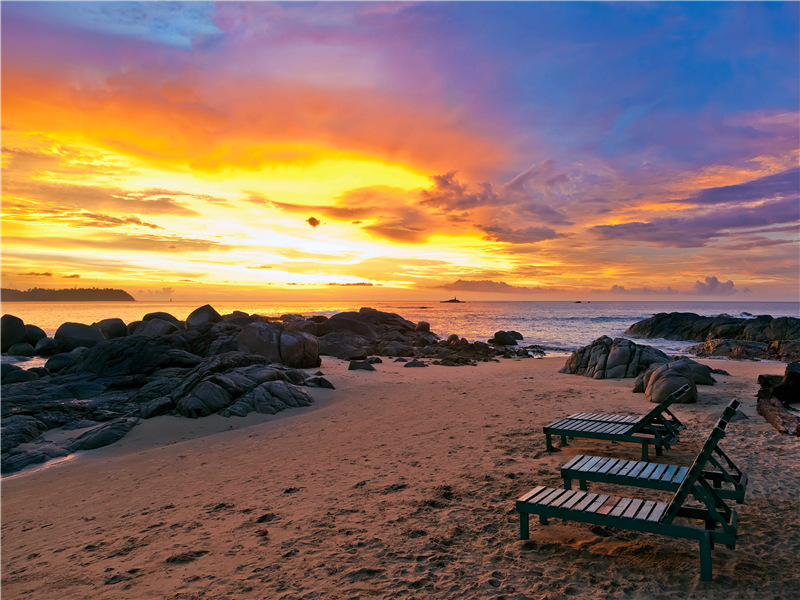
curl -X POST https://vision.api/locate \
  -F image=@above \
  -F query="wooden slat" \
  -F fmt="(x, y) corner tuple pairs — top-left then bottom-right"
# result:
(628, 462), (648, 477)
(581, 456), (605, 472)
(607, 459), (632, 475)
(650, 464), (668, 480)
(518, 486), (547, 503)
(585, 494), (610, 513)
(562, 490), (588, 509)
(672, 466), (689, 483)
(573, 492), (599, 511)
(539, 488), (569, 506)
(562, 454), (586, 470)
(595, 496), (622, 516)
(525, 487), (554, 504)
(662, 464), (679, 482)
(635, 500), (656, 520)
(598, 458), (620, 474)
(551, 489), (580, 508)
(609, 497), (633, 517)
(639, 463), (658, 479)
(622, 498), (644, 519)
(647, 502), (668, 522)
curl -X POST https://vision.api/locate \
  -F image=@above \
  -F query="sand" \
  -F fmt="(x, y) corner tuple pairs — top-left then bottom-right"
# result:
(2, 356), (798, 599)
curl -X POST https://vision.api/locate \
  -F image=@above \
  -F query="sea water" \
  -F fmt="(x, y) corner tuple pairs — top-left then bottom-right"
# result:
(3, 300), (798, 359)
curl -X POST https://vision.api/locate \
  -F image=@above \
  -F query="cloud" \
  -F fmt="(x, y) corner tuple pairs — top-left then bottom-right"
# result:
(326, 282), (375, 286)
(306, 216), (321, 228)
(3, 234), (230, 254)
(478, 224), (566, 244)
(691, 276), (744, 296)
(610, 284), (678, 296)
(438, 279), (534, 293)
(63, 274), (81, 279)
(21, 271), (52, 277)
(591, 195), (799, 248)
(683, 167), (799, 205)
(247, 265), (273, 270)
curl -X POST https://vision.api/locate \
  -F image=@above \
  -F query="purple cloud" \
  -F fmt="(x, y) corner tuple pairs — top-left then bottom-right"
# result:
(685, 167), (799, 205)
(478, 224), (566, 244)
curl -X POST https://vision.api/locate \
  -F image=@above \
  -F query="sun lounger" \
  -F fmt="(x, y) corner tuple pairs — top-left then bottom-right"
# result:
(517, 413), (739, 582)
(543, 383), (691, 460)
(560, 400), (747, 504)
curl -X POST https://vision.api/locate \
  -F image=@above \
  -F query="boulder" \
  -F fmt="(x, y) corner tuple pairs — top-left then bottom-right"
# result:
(348, 360), (376, 371)
(1, 314), (27, 352)
(34, 336), (67, 356)
(66, 417), (140, 451)
(758, 362), (800, 407)
(132, 318), (180, 338)
(1, 415), (47, 453)
(318, 331), (373, 361)
(2, 368), (39, 384)
(186, 304), (223, 328)
(142, 311), (181, 325)
(94, 318), (128, 339)
(7, 342), (36, 357)
(24, 324), (47, 345)
(68, 335), (202, 377)
(415, 321), (431, 333)
(640, 360), (698, 404)
(489, 331), (518, 346)
(237, 322), (320, 368)
(45, 352), (83, 373)
(560, 336), (670, 379)
(54, 322), (105, 351)
(316, 315), (377, 339)
(404, 360), (428, 368)
(626, 312), (800, 344)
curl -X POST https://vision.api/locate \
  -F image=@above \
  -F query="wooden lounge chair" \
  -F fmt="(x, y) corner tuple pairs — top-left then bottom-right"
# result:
(517, 414), (739, 582)
(543, 383), (691, 460)
(560, 400), (747, 504)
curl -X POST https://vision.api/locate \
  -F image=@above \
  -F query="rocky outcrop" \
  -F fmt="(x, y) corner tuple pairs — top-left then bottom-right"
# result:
(758, 362), (800, 407)
(93, 318), (128, 339)
(186, 304), (223, 328)
(636, 360), (699, 404)
(626, 312), (800, 361)
(489, 330), (520, 346)
(559, 336), (670, 379)
(238, 323), (320, 369)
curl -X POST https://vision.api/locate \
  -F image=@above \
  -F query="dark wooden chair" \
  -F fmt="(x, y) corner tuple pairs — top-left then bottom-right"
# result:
(543, 383), (691, 460)
(518, 412), (739, 582)
(560, 400), (747, 504)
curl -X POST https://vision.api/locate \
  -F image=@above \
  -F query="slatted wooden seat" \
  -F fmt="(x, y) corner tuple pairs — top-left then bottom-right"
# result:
(543, 384), (691, 461)
(517, 415), (739, 582)
(560, 400), (747, 504)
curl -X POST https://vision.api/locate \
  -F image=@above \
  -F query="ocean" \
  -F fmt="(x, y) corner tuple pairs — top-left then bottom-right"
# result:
(3, 300), (798, 359)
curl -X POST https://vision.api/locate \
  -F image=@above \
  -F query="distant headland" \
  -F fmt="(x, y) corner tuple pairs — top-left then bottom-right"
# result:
(1, 287), (135, 301)
(441, 297), (465, 303)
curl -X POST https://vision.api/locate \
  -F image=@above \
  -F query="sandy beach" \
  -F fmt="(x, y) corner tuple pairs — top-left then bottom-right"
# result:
(2, 356), (798, 599)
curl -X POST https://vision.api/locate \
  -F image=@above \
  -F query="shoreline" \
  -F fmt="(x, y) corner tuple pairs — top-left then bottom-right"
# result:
(3, 356), (798, 599)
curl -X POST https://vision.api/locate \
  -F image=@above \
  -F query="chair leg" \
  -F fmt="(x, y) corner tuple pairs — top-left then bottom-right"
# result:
(519, 513), (530, 540)
(699, 533), (713, 582)
(641, 442), (650, 461)
(579, 480), (587, 491)
(545, 433), (552, 452)
(563, 477), (572, 490)
(560, 435), (568, 447)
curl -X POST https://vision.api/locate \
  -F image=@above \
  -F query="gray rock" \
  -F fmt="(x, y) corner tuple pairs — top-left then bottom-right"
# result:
(94, 318), (128, 339)
(349, 360), (376, 371)
(305, 376), (335, 389)
(132, 318), (180, 338)
(489, 331), (519, 346)
(140, 396), (174, 419)
(403, 360), (428, 368)
(415, 321), (430, 333)
(34, 336), (67, 356)
(176, 381), (232, 418)
(2, 443), (70, 474)
(66, 417), (140, 451)
(7, 342), (36, 357)
(1, 314), (28, 352)
(626, 312), (800, 345)
(560, 336), (670, 379)
(54, 322), (105, 351)
(2, 369), (39, 384)
(642, 360), (698, 404)
(24, 324), (47, 345)
(186, 304), (223, 328)
(318, 331), (372, 360)
(237, 322), (320, 368)
(46, 352), (83, 373)
(142, 311), (181, 325)
(1, 415), (47, 453)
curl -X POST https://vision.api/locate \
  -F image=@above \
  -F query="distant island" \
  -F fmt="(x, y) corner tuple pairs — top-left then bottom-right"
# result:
(1, 287), (135, 301)
(441, 297), (465, 303)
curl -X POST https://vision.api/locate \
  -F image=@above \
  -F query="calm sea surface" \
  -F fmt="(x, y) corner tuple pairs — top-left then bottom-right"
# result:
(3, 300), (798, 357)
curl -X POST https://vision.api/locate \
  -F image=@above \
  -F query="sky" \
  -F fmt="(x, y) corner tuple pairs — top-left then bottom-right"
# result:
(1, 1), (798, 302)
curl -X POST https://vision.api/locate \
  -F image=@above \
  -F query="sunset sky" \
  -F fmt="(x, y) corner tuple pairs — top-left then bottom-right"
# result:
(2, 1), (798, 301)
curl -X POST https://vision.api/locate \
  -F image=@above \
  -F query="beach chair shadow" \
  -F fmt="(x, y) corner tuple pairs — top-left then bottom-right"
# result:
(543, 383), (691, 461)
(559, 399), (747, 504)
(517, 411), (740, 582)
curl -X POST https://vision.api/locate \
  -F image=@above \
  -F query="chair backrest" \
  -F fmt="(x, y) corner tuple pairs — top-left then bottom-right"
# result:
(629, 382), (692, 434)
(661, 399), (740, 524)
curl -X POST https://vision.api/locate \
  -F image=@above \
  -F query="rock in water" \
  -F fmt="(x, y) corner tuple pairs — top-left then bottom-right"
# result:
(54, 322), (105, 351)
(1, 314), (27, 352)
(93, 318), (128, 339)
(186, 304), (223, 328)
